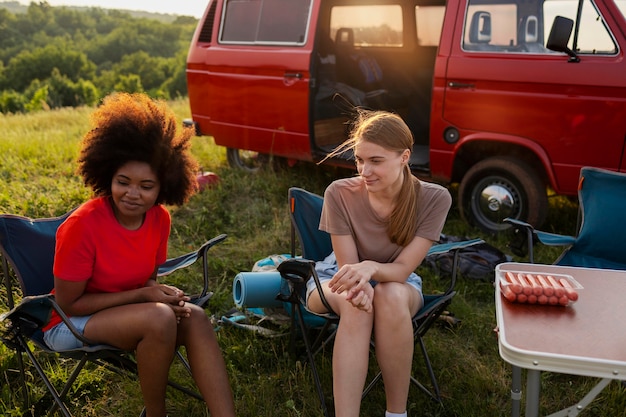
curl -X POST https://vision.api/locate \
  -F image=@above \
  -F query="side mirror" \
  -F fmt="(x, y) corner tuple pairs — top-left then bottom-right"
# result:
(546, 16), (580, 62)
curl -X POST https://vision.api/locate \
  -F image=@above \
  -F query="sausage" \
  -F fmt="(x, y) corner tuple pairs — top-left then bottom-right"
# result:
(517, 273), (534, 296)
(500, 281), (517, 302)
(525, 274), (544, 296)
(559, 277), (579, 301)
(516, 293), (529, 303)
(535, 274), (554, 297)
(504, 271), (522, 294)
(546, 275), (565, 297)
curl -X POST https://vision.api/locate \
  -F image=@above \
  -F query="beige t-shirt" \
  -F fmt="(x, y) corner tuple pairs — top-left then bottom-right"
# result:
(319, 176), (452, 263)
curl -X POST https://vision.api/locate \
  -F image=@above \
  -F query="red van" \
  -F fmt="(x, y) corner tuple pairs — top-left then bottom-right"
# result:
(186, 0), (626, 233)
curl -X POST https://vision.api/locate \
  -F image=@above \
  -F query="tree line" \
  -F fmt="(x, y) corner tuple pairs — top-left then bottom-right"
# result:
(0, 1), (198, 113)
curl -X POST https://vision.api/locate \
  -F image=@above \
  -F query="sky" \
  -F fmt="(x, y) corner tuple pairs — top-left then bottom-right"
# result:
(16, 0), (205, 18)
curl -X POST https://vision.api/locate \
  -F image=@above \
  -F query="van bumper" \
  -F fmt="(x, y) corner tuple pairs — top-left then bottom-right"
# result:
(183, 118), (201, 136)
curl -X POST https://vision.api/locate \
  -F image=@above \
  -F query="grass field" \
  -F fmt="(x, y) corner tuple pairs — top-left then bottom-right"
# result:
(2, 99), (625, 417)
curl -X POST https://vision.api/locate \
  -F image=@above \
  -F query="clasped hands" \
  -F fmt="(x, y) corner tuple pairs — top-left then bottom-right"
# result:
(145, 284), (191, 323)
(329, 263), (375, 313)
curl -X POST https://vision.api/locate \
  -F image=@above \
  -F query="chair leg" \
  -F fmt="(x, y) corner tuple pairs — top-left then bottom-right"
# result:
(362, 372), (382, 398)
(48, 355), (90, 415)
(15, 346), (30, 410)
(18, 338), (73, 417)
(362, 336), (442, 403)
(294, 304), (331, 417)
(414, 336), (441, 402)
(310, 321), (337, 357)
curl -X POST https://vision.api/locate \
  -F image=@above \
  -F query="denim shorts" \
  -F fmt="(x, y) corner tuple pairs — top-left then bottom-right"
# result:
(306, 252), (423, 304)
(43, 315), (92, 351)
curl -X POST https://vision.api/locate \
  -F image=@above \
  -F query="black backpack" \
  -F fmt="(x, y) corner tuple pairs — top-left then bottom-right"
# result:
(424, 234), (510, 281)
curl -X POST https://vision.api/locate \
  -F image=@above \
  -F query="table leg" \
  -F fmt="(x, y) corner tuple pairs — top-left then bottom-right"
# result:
(511, 365), (522, 417)
(525, 369), (541, 417)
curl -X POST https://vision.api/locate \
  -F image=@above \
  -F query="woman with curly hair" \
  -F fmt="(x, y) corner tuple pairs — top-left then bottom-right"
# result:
(309, 110), (452, 417)
(42, 93), (235, 417)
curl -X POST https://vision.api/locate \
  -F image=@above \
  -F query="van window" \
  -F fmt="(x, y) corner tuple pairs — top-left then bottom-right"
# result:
(462, 0), (618, 54)
(463, 3), (519, 51)
(330, 5), (403, 47)
(220, 0), (312, 45)
(544, 0), (617, 54)
(415, 6), (446, 46)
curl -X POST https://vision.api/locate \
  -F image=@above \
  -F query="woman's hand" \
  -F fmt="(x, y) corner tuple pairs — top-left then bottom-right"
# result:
(144, 284), (191, 322)
(329, 262), (376, 312)
(346, 281), (374, 312)
(329, 261), (376, 295)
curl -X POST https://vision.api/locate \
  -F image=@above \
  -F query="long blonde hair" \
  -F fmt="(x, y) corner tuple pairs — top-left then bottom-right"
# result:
(322, 110), (420, 246)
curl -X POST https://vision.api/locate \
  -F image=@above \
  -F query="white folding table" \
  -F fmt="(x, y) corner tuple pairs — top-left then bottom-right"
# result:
(495, 262), (626, 417)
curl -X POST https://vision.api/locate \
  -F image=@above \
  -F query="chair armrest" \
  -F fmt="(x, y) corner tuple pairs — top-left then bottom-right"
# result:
(157, 234), (227, 307)
(1, 294), (100, 347)
(505, 218), (575, 263)
(277, 258), (337, 316)
(158, 234), (227, 277)
(48, 296), (101, 346)
(427, 238), (484, 255)
(427, 238), (484, 293)
(534, 231), (576, 246)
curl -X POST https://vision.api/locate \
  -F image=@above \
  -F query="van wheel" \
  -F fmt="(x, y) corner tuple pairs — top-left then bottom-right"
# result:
(226, 148), (267, 173)
(458, 157), (548, 234)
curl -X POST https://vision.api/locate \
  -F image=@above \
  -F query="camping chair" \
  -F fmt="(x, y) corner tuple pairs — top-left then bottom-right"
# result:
(0, 209), (227, 417)
(505, 166), (626, 269)
(278, 187), (483, 417)
(504, 166), (626, 416)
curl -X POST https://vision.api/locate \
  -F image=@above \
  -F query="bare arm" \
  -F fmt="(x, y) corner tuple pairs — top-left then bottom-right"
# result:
(54, 267), (189, 317)
(329, 234), (434, 300)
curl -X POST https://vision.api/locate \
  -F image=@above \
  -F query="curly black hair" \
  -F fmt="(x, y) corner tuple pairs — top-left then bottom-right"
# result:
(77, 92), (199, 206)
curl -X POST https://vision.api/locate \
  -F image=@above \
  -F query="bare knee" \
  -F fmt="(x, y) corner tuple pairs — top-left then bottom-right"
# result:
(176, 303), (214, 338)
(143, 302), (178, 340)
(373, 282), (412, 321)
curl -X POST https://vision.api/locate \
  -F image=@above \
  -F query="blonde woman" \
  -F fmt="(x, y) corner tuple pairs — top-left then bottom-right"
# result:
(307, 110), (452, 417)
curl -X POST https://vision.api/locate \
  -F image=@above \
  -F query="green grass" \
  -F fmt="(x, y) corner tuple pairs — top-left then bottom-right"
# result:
(1, 100), (625, 417)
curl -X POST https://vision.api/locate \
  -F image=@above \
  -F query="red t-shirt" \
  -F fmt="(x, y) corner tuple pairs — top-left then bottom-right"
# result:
(43, 196), (170, 331)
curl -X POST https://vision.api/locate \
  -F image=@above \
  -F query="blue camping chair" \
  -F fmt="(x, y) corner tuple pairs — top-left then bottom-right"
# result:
(505, 166), (626, 269)
(278, 187), (483, 417)
(0, 209), (226, 417)
(504, 166), (626, 417)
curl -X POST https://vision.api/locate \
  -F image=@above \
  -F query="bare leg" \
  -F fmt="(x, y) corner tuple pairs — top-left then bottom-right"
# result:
(374, 282), (422, 414)
(84, 303), (178, 417)
(310, 283), (373, 417)
(176, 303), (235, 417)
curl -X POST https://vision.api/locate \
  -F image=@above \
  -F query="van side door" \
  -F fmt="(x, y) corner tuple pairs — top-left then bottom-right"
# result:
(187, 0), (315, 161)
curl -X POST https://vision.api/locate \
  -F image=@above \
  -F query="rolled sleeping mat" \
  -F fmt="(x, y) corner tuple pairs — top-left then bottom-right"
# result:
(233, 271), (284, 309)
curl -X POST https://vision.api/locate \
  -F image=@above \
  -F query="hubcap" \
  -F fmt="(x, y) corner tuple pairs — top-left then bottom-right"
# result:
(477, 183), (518, 224)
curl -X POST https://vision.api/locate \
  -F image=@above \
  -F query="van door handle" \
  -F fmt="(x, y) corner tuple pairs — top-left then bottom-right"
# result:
(448, 82), (475, 89)
(285, 72), (303, 79)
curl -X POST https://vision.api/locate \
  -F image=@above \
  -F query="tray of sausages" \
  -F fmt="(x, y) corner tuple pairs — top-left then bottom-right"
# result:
(499, 271), (582, 306)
